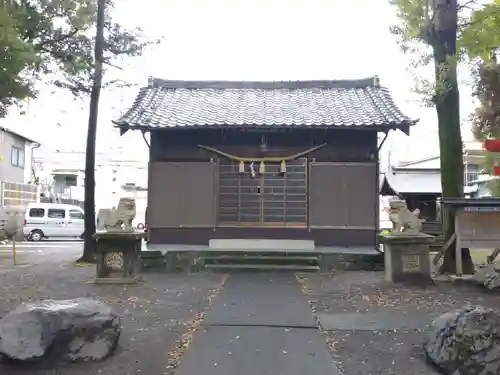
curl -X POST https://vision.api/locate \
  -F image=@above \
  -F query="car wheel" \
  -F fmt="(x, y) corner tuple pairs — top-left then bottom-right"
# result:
(30, 229), (44, 242)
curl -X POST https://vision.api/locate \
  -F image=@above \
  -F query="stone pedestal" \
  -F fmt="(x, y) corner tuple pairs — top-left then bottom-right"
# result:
(93, 231), (145, 284)
(382, 233), (434, 284)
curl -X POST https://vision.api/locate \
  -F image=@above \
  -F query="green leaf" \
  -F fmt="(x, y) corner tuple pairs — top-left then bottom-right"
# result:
(459, 0), (500, 61)
(0, 0), (160, 114)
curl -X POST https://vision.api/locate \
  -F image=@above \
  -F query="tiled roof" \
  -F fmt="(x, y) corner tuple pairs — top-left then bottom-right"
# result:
(114, 77), (417, 132)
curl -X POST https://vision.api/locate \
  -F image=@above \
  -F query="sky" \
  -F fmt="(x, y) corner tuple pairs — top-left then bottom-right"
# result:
(5, 0), (479, 178)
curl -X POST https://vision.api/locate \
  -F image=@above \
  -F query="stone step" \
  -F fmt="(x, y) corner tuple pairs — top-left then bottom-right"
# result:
(204, 263), (320, 272)
(203, 255), (319, 263)
(201, 253), (319, 270)
(141, 250), (165, 259)
(139, 249), (382, 272)
(141, 250), (166, 269)
(200, 251), (316, 257)
(208, 239), (315, 250)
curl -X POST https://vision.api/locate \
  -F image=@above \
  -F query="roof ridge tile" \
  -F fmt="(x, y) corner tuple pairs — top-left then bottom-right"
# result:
(114, 77), (418, 134)
(147, 77), (380, 90)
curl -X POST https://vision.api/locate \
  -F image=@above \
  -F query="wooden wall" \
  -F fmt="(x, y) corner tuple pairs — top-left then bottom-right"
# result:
(146, 127), (380, 247)
(150, 128), (377, 163)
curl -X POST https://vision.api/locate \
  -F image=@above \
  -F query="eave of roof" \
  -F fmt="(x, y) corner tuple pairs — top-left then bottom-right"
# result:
(114, 76), (418, 134)
(396, 155), (440, 168)
(380, 170), (442, 195)
(0, 126), (39, 144)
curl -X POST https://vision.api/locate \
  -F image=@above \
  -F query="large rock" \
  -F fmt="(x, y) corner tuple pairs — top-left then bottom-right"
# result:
(474, 265), (500, 291)
(424, 305), (500, 375)
(0, 298), (121, 363)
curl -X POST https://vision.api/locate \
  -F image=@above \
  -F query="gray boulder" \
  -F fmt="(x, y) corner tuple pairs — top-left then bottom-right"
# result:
(474, 265), (500, 291)
(424, 305), (500, 375)
(0, 298), (121, 363)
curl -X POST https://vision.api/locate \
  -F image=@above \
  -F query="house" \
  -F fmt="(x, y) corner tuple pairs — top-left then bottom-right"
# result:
(39, 169), (85, 207)
(0, 126), (39, 206)
(380, 143), (485, 227)
(114, 77), (415, 249)
(380, 160), (442, 223)
(0, 126), (38, 184)
(388, 142), (483, 186)
(465, 174), (496, 198)
(51, 169), (85, 200)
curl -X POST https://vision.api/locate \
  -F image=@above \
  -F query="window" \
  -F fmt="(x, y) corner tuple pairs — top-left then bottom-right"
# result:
(11, 146), (25, 168)
(48, 209), (66, 219)
(64, 175), (77, 187)
(69, 210), (84, 219)
(29, 208), (45, 218)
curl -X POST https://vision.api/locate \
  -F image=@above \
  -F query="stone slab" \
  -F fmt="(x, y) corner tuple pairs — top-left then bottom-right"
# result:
(317, 312), (436, 331)
(382, 233), (434, 244)
(94, 231), (145, 240)
(173, 326), (342, 375)
(204, 273), (316, 328)
(209, 239), (315, 250)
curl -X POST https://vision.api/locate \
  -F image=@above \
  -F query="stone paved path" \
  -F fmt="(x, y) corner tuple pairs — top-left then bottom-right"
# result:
(174, 273), (342, 375)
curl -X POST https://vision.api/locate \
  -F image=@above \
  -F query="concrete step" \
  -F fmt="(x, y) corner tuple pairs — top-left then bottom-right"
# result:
(141, 250), (166, 269)
(141, 250), (165, 259)
(204, 263), (320, 272)
(200, 251), (317, 256)
(204, 255), (319, 263)
(201, 252), (320, 272)
(139, 248), (382, 272)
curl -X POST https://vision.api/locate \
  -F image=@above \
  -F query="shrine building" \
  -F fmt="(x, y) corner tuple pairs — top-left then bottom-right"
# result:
(114, 77), (415, 250)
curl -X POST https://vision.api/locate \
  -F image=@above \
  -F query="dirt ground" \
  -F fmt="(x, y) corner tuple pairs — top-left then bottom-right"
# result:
(299, 271), (500, 375)
(0, 258), (225, 375)
(1, 250), (499, 375)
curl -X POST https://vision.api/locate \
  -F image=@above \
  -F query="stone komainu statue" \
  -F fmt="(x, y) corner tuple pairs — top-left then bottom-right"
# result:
(388, 199), (425, 234)
(103, 197), (136, 231)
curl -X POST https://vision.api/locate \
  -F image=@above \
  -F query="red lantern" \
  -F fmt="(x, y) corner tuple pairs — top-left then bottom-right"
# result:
(484, 139), (500, 152)
(494, 166), (500, 176)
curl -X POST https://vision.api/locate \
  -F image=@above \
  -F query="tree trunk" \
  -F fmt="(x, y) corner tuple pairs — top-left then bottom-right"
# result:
(78, 0), (106, 263)
(432, 0), (474, 274)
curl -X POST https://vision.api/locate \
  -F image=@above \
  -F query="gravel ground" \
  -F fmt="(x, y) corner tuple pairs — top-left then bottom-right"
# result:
(298, 271), (500, 375)
(0, 257), (226, 375)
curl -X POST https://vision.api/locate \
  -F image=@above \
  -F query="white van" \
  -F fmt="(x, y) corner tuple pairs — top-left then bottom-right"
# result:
(23, 203), (85, 241)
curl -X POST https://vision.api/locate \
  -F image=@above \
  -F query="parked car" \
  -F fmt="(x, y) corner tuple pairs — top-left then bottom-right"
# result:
(23, 203), (85, 241)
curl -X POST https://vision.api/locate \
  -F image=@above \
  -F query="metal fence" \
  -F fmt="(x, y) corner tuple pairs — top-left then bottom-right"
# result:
(464, 171), (481, 185)
(1, 181), (37, 207)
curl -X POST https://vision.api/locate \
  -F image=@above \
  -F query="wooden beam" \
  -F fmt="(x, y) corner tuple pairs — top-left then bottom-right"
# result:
(456, 235), (462, 276)
(433, 232), (456, 266)
(487, 248), (500, 265)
